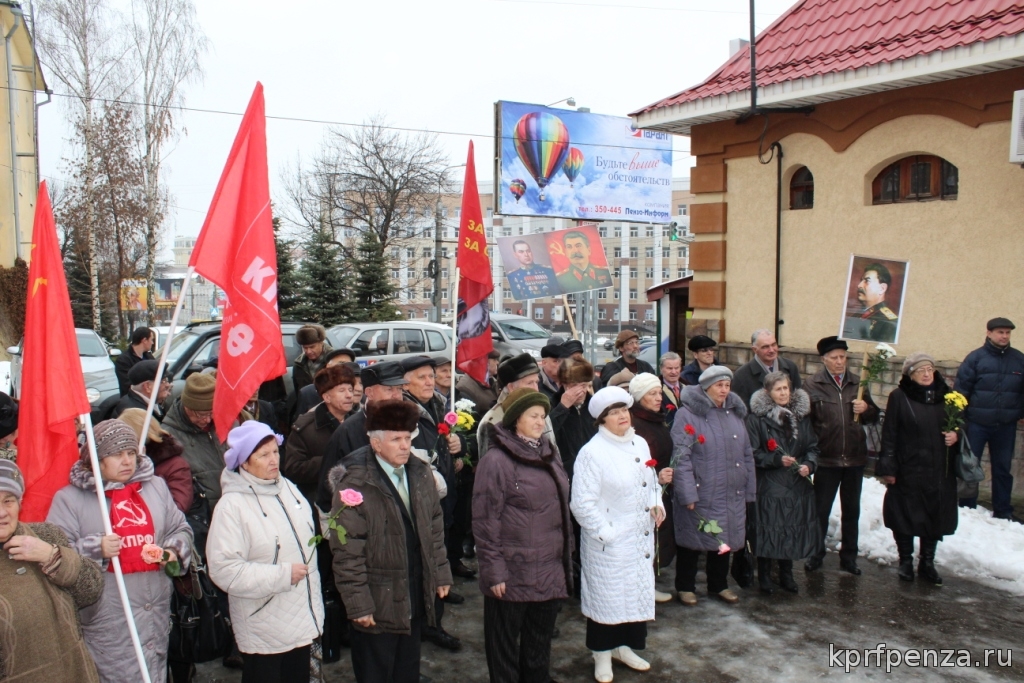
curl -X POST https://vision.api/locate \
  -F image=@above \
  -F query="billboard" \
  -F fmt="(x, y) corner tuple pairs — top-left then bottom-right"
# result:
(495, 101), (673, 222)
(153, 278), (184, 308)
(496, 224), (611, 299)
(839, 255), (910, 345)
(119, 279), (148, 311)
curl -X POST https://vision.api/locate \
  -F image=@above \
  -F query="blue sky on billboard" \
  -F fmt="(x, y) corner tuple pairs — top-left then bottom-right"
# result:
(497, 101), (673, 222)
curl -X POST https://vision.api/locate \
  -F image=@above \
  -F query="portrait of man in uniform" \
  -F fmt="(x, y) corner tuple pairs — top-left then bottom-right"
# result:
(841, 257), (908, 344)
(505, 239), (558, 300)
(554, 230), (612, 294)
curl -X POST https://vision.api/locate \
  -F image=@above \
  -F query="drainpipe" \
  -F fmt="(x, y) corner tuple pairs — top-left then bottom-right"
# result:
(772, 141), (783, 343)
(5, 10), (22, 260)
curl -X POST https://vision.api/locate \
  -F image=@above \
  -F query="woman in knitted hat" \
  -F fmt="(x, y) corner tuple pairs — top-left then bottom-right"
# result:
(0, 460), (103, 682)
(876, 352), (959, 585)
(669, 365), (756, 606)
(47, 419), (193, 683)
(473, 388), (572, 683)
(206, 420), (324, 681)
(628, 373), (676, 602)
(570, 386), (664, 682)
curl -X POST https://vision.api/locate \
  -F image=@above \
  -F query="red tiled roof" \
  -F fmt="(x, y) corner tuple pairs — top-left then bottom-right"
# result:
(633, 0), (1024, 115)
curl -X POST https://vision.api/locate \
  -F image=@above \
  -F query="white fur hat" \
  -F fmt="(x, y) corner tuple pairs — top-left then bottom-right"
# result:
(588, 386), (634, 419)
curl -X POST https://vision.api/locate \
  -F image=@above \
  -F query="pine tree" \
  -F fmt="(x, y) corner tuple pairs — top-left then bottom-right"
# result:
(352, 230), (400, 321)
(273, 216), (301, 319)
(292, 224), (355, 326)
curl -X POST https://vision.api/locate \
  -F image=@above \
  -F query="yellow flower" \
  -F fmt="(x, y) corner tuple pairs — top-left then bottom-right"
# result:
(944, 392), (968, 410)
(456, 412), (475, 430)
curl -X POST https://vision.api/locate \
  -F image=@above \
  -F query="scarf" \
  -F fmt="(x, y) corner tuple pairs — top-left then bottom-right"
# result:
(107, 482), (158, 574)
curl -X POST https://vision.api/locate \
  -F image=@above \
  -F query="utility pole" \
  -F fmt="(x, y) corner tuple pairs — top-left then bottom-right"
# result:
(433, 194), (443, 323)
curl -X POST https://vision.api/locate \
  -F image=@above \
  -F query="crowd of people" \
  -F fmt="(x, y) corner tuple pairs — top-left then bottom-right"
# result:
(0, 317), (1020, 682)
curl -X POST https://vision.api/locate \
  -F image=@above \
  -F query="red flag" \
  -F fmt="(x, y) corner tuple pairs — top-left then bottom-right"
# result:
(189, 83), (285, 441)
(18, 182), (92, 521)
(455, 142), (495, 384)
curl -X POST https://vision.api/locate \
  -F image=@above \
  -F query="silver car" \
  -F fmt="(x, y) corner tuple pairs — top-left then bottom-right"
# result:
(327, 321), (454, 367)
(6, 328), (122, 408)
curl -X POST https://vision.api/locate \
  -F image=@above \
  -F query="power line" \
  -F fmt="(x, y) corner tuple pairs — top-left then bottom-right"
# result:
(492, 0), (774, 15)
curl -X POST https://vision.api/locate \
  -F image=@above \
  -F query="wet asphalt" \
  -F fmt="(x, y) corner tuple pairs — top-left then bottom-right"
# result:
(196, 551), (1023, 683)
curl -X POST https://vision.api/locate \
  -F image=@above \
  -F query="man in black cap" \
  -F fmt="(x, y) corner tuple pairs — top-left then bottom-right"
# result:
(296, 348), (357, 415)
(804, 336), (880, 574)
(681, 335), (718, 386)
(114, 327), (155, 396)
(112, 360), (170, 419)
(955, 317), (1024, 521)
(538, 344), (563, 401)
(478, 353), (554, 456)
(560, 339), (584, 360)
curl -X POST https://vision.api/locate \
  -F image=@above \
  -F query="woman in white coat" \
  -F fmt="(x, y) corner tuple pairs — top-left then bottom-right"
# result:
(206, 420), (324, 683)
(571, 386), (665, 683)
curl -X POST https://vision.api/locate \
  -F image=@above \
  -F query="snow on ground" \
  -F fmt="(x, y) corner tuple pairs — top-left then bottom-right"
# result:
(826, 476), (1024, 595)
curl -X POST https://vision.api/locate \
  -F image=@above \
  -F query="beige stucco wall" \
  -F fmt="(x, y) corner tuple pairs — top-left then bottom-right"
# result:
(720, 116), (1024, 361)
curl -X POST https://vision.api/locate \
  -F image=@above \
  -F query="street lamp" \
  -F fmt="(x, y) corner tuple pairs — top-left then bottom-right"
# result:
(546, 97), (576, 108)
(434, 164), (466, 323)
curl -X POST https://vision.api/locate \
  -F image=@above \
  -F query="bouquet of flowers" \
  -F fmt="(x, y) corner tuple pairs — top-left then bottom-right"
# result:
(309, 488), (364, 546)
(440, 399), (476, 469)
(943, 391), (967, 433)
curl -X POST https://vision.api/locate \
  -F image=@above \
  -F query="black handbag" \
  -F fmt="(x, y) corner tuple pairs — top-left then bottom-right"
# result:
(184, 477), (212, 558)
(953, 431), (985, 483)
(168, 547), (231, 664)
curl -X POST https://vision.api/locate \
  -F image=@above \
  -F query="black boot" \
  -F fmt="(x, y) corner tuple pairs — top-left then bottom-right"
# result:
(894, 533), (915, 582)
(757, 557), (774, 594)
(918, 538), (942, 585)
(777, 560), (798, 593)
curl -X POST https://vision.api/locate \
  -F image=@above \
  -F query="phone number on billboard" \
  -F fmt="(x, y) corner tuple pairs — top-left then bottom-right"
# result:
(579, 205), (622, 215)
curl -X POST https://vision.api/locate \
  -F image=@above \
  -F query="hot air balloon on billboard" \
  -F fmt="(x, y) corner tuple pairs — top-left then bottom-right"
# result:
(509, 178), (527, 202)
(562, 147), (584, 187)
(513, 112), (570, 201)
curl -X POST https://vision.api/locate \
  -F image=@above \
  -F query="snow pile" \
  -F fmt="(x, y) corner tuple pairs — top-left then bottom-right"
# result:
(825, 477), (1024, 595)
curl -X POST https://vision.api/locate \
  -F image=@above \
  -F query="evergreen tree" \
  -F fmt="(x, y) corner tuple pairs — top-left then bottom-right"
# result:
(352, 230), (400, 321)
(273, 216), (301, 319)
(292, 224), (355, 326)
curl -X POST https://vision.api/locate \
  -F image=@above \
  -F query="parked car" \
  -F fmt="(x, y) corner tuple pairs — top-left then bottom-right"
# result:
(6, 328), (122, 418)
(326, 321), (453, 367)
(488, 313), (556, 359)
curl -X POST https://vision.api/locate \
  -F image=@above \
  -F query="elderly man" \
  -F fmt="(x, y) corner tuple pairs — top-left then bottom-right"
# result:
(681, 335), (717, 386)
(161, 372), (227, 507)
(599, 330), (656, 386)
(327, 400), (452, 683)
(956, 317), (1024, 521)
(731, 329), (802, 407)
(296, 347), (356, 415)
(293, 324), (334, 394)
(114, 326), (155, 396)
(659, 351), (683, 412)
(478, 353), (556, 456)
(804, 336), (880, 574)
(538, 343), (563, 401)
(112, 360), (170, 419)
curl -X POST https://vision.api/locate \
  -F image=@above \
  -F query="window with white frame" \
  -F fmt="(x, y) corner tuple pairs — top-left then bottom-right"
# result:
(629, 289), (637, 300)
(645, 309), (654, 321)
(406, 248), (415, 258)
(663, 247), (670, 258)
(629, 310), (637, 320)
(677, 247), (685, 258)
(614, 290), (620, 299)
(598, 289), (607, 299)
(408, 310), (415, 319)
(613, 247), (621, 258)
(423, 248), (432, 258)
(534, 308), (544, 319)
(599, 226), (607, 237)
(630, 247), (638, 258)
(629, 226), (638, 237)
(629, 267), (637, 279)
(645, 247), (654, 258)
(645, 226), (654, 237)
(599, 308), (607, 320)
(645, 267), (654, 279)
(614, 225), (621, 237)
(677, 268), (686, 278)
(662, 268), (670, 279)
(504, 308), (513, 315)
(391, 269), (400, 279)
(678, 204), (688, 215)
(504, 290), (513, 299)
(406, 268), (415, 278)
(391, 248), (400, 259)
(613, 309), (620, 321)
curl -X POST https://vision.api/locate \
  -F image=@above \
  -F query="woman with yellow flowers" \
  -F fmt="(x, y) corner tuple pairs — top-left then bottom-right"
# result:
(876, 352), (961, 585)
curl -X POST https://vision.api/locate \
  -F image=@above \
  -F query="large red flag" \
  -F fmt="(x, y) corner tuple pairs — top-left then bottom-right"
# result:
(189, 83), (285, 441)
(18, 182), (92, 521)
(455, 142), (494, 384)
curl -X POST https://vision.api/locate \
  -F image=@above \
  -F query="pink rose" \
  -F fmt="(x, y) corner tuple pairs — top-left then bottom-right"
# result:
(339, 489), (364, 507)
(717, 543), (731, 555)
(141, 544), (165, 564)
(444, 411), (459, 426)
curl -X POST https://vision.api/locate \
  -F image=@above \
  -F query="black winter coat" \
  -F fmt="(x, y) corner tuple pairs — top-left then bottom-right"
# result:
(805, 368), (879, 468)
(955, 340), (1024, 426)
(317, 408), (369, 513)
(549, 390), (597, 480)
(745, 389), (823, 560)
(731, 357), (802, 408)
(630, 404), (676, 567)
(877, 375), (959, 539)
(406, 393), (459, 526)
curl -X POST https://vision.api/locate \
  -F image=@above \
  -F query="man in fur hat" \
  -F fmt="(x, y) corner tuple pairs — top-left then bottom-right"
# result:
(477, 353), (556, 456)
(293, 324), (334, 394)
(328, 400), (452, 683)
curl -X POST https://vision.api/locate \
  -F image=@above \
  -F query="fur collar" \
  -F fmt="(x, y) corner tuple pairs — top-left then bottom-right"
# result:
(678, 384), (748, 418)
(898, 374), (950, 405)
(749, 388), (810, 440)
(69, 455), (155, 491)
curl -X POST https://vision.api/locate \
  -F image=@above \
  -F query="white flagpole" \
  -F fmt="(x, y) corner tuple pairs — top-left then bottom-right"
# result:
(81, 411), (154, 683)
(138, 266), (195, 453)
(450, 267), (460, 408)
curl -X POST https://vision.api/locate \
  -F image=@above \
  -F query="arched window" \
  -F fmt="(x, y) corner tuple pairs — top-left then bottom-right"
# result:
(790, 166), (814, 209)
(872, 155), (958, 204)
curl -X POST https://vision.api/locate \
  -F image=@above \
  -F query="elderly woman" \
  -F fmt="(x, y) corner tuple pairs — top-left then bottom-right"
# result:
(628, 372), (675, 603)
(206, 420), (324, 682)
(746, 372), (822, 595)
(571, 386), (663, 683)
(671, 366), (756, 606)
(473, 388), (572, 683)
(877, 353), (959, 586)
(0, 460), (103, 682)
(47, 419), (193, 683)
(119, 408), (194, 513)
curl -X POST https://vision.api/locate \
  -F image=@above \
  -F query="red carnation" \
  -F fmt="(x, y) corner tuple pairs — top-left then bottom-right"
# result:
(767, 438), (777, 452)
(697, 434), (706, 445)
(666, 403), (677, 411)
(438, 423), (451, 436)
(684, 424), (696, 436)
(645, 459), (658, 468)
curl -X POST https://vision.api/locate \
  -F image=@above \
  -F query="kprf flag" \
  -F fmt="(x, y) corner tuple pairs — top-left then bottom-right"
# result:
(455, 141), (494, 384)
(18, 182), (92, 521)
(189, 83), (285, 441)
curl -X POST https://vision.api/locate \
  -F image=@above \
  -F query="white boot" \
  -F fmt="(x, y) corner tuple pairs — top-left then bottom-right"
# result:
(612, 646), (651, 671)
(593, 650), (613, 682)
(654, 589), (673, 603)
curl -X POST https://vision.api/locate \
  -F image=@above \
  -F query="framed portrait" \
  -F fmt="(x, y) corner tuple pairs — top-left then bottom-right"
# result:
(839, 255), (910, 345)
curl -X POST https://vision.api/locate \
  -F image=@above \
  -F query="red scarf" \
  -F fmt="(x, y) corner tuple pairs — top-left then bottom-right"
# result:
(106, 482), (159, 574)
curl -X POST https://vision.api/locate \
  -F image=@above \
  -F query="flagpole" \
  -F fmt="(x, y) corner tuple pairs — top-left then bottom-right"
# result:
(450, 267), (461, 408)
(81, 411), (154, 683)
(138, 266), (195, 453)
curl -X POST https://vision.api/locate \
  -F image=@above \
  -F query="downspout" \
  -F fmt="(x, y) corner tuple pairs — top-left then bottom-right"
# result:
(772, 141), (783, 342)
(5, 10), (22, 259)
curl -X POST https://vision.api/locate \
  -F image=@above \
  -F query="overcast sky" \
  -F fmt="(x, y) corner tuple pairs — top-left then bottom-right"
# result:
(36, 0), (795, 252)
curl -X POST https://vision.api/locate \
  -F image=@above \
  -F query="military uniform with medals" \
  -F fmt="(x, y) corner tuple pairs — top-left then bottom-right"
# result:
(843, 302), (898, 342)
(507, 264), (557, 300)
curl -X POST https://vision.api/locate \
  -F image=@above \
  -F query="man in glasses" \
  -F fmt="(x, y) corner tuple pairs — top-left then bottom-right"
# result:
(161, 372), (229, 507)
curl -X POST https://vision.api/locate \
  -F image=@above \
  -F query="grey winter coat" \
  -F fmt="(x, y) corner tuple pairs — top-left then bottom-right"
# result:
(473, 423), (573, 602)
(745, 389), (823, 560)
(162, 398), (228, 507)
(671, 386), (756, 552)
(47, 457), (192, 683)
